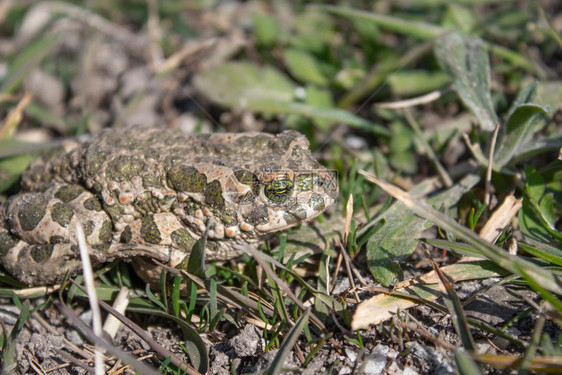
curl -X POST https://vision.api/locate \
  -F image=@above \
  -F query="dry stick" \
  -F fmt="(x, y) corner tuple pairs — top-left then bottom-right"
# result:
(76, 223), (104, 375)
(24, 348), (46, 375)
(31, 312), (93, 360)
(329, 252), (344, 295)
(68, 282), (198, 375)
(0, 91), (32, 138)
(337, 240), (360, 304)
(485, 123), (501, 206)
(462, 133), (490, 167)
(398, 314), (456, 351)
(344, 194), (353, 245)
(404, 108), (453, 187)
(52, 348), (95, 374)
(54, 299), (162, 375)
(102, 287), (130, 340)
(376, 87), (451, 109)
(43, 2), (145, 52)
(146, 0), (164, 67)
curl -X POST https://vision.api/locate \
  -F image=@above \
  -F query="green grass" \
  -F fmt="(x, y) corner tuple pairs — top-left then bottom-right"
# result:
(0, 1), (561, 374)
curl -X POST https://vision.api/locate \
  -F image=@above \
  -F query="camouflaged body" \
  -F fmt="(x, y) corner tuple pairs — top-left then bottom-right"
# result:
(0, 127), (337, 285)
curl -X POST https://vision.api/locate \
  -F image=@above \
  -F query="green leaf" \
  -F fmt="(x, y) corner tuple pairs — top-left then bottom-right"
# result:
(0, 152), (35, 193)
(436, 265), (475, 350)
(284, 48), (331, 86)
(319, 5), (538, 74)
(535, 81), (562, 111)
(362, 171), (562, 296)
(518, 199), (552, 244)
(262, 101), (390, 136)
(443, 4), (477, 31)
(388, 70), (450, 97)
(304, 85), (335, 129)
(253, 13), (282, 47)
(318, 5), (446, 40)
(366, 174), (480, 286)
(291, 12), (336, 54)
(507, 82), (537, 119)
(525, 165), (545, 204)
(194, 62), (390, 135)
(494, 104), (549, 167)
(538, 193), (556, 229)
(434, 32), (498, 131)
(193, 61), (296, 109)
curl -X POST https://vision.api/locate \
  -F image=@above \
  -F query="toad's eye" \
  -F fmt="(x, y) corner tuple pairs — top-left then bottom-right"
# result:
(263, 179), (294, 204)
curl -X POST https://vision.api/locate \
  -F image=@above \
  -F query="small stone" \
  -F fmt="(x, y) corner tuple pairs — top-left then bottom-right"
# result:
(363, 344), (389, 375)
(229, 324), (261, 357)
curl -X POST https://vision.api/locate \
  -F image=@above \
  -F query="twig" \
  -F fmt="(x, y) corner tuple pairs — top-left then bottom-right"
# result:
(54, 300), (161, 375)
(376, 87), (451, 109)
(485, 123), (500, 206)
(337, 240), (360, 303)
(404, 109), (453, 187)
(69, 281), (198, 374)
(76, 223), (104, 375)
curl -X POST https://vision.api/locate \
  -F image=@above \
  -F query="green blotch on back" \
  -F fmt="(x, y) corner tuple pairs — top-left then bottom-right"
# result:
(204, 180), (225, 208)
(167, 166), (207, 193)
(92, 243), (111, 252)
(142, 173), (160, 188)
(106, 155), (145, 182)
(171, 228), (196, 250)
(235, 134), (272, 150)
(83, 221), (95, 236)
(40, 146), (66, 163)
(82, 151), (108, 178)
(140, 215), (161, 244)
(51, 202), (74, 228)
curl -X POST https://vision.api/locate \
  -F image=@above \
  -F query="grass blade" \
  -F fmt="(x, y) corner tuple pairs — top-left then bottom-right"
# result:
(455, 349), (483, 375)
(317, 5), (447, 39)
(430, 255), (475, 350)
(266, 308), (311, 375)
(1, 298), (30, 375)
